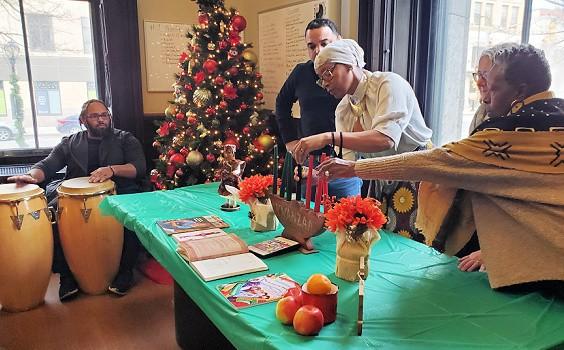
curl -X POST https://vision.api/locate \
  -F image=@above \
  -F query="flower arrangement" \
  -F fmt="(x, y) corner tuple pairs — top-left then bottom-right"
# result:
(325, 196), (387, 243)
(238, 174), (274, 204)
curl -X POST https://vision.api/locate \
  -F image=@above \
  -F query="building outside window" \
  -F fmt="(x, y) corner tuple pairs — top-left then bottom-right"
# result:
(501, 5), (509, 27)
(0, 0), (98, 152)
(484, 3), (493, 26)
(474, 2), (483, 25)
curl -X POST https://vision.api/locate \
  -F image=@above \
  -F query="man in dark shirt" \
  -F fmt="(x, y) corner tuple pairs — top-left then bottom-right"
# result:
(9, 99), (146, 301)
(275, 18), (362, 199)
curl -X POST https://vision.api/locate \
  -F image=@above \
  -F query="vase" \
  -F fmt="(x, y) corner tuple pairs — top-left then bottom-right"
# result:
(249, 198), (277, 232)
(335, 228), (381, 281)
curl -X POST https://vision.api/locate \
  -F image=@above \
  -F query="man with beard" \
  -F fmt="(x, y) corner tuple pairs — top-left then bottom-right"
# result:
(8, 99), (146, 300)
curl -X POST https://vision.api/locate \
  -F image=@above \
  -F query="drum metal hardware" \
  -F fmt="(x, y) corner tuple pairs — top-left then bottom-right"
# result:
(81, 198), (92, 223)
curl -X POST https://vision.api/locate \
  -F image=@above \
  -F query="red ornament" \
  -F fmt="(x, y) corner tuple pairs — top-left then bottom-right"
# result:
(187, 116), (197, 125)
(223, 84), (238, 100)
(169, 122), (177, 130)
(166, 164), (176, 178)
(243, 126), (251, 134)
(206, 153), (216, 163)
(256, 92), (264, 100)
(180, 147), (189, 156)
(198, 12), (209, 25)
(157, 123), (170, 136)
(206, 107), (216, 116)
(167, 149), (176, 157)
(150, 173), (158, 183)
(175, 112), (185, 120)
(203, 59), (218, 74)
(231, 15), (247, 31)
(227, 67), (239, 76)
(179, 52), (189, 63)
(152, 141), (161, 149)
(228, 36), (240, 46)
(219, 40), (229, 49)
(255, 72), (263, 79)
(224, 136), (239, 148)
(169, 153), (186, 165)
(219, 100), (228, 109)
(229, 29), (240, 39)
(240, 103), (248, 110)
(214, 76), (225, 85)
(184, 84), (193, 90)
(194, 71), (205, 85)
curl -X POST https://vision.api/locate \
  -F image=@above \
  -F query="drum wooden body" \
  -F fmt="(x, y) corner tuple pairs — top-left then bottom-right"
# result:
(57, 177), (123, 295)
(0, 184), (53, 312)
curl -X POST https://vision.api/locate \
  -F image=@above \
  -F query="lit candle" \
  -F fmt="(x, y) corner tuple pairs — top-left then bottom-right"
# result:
(305, 155), (313, 209)
(272, 145), (278, 194)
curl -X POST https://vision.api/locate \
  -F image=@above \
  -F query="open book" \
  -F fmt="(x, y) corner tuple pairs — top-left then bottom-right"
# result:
(177, 234), (268, 281)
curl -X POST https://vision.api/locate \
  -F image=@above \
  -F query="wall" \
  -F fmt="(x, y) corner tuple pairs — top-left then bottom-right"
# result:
(137, 0), (358, 114)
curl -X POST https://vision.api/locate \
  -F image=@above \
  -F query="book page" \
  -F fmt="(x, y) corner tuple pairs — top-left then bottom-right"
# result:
(190, 253), (268, 282)
(178, 234), (248, 262)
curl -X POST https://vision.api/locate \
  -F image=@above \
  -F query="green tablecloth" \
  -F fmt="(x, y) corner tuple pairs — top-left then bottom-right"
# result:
(100, 183), (564, 350)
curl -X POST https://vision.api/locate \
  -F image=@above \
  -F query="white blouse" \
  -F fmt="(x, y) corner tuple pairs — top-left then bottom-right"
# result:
(334, 70), (432, 160)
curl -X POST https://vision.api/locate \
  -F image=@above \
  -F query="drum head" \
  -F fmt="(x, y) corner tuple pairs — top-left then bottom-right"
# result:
(0, 183), (43, 202)
(57, 177), (115, 196)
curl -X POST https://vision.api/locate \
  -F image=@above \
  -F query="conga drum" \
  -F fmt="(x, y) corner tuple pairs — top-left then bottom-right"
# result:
(0, 183), (53, 312)
(57, 177), (123, 294)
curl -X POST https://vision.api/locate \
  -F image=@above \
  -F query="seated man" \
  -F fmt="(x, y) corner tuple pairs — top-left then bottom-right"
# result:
(293, 39), (432, 240)
(8, 99), (147, 300)
(316, 44), (564, 298)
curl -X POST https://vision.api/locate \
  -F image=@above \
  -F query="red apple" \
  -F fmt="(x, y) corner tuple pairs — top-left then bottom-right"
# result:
(284, 286), (303, 306)
(293, 305), (324, 336)
(275, 296), (300, 325)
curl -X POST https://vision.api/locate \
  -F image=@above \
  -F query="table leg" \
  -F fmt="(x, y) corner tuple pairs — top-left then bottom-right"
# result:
(174, 282), (236, 350)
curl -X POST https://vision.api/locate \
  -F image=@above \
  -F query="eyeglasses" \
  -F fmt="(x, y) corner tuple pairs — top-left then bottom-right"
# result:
(472, 71), (488, 82)
(316, 64), (337, 88)
(86, 111), (111, 120)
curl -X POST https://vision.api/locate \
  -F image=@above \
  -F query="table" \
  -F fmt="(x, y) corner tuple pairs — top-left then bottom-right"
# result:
(100, 183), (564, 350)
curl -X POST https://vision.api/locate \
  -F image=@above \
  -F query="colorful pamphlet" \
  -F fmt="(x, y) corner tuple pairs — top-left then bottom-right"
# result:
(217, 273), (299, 309)
(248, 236), (300, 258)
(157, 215), (229, 235)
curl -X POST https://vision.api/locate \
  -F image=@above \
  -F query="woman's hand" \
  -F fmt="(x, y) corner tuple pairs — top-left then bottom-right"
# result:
(293, 133), (330, 164)
(458, 250), (485, 272)
(316, 158), (357, 181)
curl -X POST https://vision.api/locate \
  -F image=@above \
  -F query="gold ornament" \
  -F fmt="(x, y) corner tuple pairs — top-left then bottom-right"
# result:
(176, 95), (188, 105)
(186, 150), (204, 167)
(207, 42), (216, 50)
(257, 134), (275, 152)
(242, 49), (258, 64)
(245, 65), (253, 73)
(173, 135), (185, 147)
(249, 112), (259, 125)
(165, 106), (176, 118)
(193, 88), (212, 107)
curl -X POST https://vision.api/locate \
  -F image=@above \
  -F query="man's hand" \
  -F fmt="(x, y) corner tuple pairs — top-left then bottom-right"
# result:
(293, 133), (330, 164)
(316, 158), (357, 181)
(89, 166), (114, 183)
(458, 250), (485, 272)
(7, 174), (40, 186)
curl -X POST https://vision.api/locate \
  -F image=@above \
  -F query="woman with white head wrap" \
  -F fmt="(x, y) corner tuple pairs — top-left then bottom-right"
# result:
(293, 38), (433, 240)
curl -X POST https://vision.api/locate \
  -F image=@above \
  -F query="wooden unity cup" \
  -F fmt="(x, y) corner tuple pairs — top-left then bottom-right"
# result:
(302, 283), (339, 324)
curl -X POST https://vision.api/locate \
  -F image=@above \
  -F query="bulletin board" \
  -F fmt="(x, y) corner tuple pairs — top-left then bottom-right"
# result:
(144, 21), (192, 92)
(258, 0), (333, 111)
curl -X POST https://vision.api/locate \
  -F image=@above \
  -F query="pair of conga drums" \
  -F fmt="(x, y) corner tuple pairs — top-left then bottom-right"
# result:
(0, 177), (122, 312)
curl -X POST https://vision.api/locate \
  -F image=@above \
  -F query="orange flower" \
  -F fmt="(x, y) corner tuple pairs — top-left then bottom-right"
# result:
(238, 175), (274, 204)
(325, 196), (387, 233)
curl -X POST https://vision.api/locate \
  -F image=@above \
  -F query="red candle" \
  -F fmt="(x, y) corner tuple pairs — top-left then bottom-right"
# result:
(305, 155), (313, 209)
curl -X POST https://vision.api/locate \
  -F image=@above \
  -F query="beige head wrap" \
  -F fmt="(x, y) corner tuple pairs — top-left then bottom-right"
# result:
(314, 39), (366, 71)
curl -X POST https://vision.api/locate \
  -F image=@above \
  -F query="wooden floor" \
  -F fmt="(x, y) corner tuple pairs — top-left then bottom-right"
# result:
(0, 273), (179, 350)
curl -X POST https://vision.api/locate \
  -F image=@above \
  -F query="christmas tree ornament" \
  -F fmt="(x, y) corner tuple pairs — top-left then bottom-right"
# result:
(203, 59), (218, 73)
(186, 150), (204, 167)
(242, 49), (258, 64)
(175, 112), (185, 120)
(194, 71), (205, 85)
(180, 147), (189, 156)
(223, 84), (238, 100)
(206, 107), (216, 116)
(231, 14), (247, 31)
(219, 40), (228, 49)
(188, 116), (197, 125)
(173, 135), (185, 147)
(170, 153), (186, 165)
(152, 141), (161, 149)
(245, 65), (253, 73)
(150, 169), (159, 182)
(228, 47), (239, 59)
(165, 106), (176, 118)
(219, 100), (228, 109)
(179, 52), (189, 63)
(240, 103), (248, 110)
(207, 42), (216, 50)
(227, 67), (239, 76)
(193, 87), (212, 106)
(184, 83), (193, 90)
(243, 126), (251, 134)
(256, 92), (264, 100)
(167, 149), (176, 157)
(166, 164), (176, 178)
(250, 112), (259, 125)
(206, 153), (216, 163)
(157, 124), (170, 136)
(257, 134), (275, 152)
(211, 118), (221, 128)
(198, 11), (209, 25)
(214, 76), (225, 85)
(169, 122), (177, 130)
(177, 95), (188, 105)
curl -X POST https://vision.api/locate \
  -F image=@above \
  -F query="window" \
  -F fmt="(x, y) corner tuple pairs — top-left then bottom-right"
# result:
(26, 13), (55, 51)
(474, 2), (482, 25)
(34, 81), (61, 115)
(0, 0), (99, 152)
(501, 5), (509, 27)
(426, 0), (564, 145)
(484, 3), (493, 26)
(0, 81), (6, 116)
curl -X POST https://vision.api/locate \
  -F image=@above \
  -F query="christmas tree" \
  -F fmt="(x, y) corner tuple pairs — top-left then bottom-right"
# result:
(150, 0), (277, 190)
